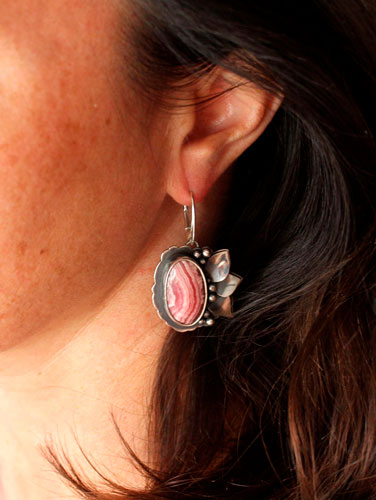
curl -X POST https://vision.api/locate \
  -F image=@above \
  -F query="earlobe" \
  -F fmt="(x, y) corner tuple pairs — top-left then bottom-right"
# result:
(166, 70), (283, 205)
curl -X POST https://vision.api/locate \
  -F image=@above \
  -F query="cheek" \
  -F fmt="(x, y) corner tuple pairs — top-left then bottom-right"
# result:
(0, 4), (158, 348)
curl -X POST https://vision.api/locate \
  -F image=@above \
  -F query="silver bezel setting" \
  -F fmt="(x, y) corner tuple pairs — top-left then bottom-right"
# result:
(152, 246), (210, 332)
(152, 245), (242, 332)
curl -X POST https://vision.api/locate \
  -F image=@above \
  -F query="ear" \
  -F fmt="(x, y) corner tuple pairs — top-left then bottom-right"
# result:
(164, 69), (283, 205)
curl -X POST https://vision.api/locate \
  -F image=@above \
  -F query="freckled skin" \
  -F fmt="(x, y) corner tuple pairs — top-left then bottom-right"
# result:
(0, 0), (163, 349)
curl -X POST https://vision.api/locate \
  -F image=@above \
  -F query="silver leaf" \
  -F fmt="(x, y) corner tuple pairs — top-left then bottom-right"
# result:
(206, 249), (230, 283)
(216, 273), (242, 298)
(208, 296), (233, 318)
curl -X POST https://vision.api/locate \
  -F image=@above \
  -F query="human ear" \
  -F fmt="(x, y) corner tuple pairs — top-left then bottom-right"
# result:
(164, 69), (283, 205)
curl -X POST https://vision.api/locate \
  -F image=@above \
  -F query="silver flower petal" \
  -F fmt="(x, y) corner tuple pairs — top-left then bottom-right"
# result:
(208, 296), (233, 318)
(206, 249), (230, 283)
(216, 273), (242, 298)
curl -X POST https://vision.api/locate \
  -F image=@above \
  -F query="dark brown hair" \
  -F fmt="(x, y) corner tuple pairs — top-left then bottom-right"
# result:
(45, 1), (376, 498)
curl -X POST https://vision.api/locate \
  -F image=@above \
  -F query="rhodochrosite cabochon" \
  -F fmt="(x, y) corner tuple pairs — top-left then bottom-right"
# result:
(152, 245), (242, 332)
(166, 259), (206, 325)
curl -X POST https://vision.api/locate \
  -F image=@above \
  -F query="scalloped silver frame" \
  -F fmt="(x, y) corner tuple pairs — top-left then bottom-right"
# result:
(152, 246), (209, 332)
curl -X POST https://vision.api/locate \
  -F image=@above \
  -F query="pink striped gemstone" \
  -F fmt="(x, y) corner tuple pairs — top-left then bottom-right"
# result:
(166, 259), (206, 325)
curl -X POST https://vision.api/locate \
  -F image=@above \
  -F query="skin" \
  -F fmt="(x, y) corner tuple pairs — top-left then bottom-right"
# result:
(0, 0), (161, 352)
(0, 1), (281, 498)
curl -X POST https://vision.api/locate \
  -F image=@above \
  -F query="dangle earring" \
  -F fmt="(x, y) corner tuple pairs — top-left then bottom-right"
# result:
(152, 193), (242, 332)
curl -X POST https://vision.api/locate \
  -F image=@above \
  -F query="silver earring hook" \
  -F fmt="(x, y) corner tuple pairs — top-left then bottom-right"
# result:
(184, 192), (197, 247)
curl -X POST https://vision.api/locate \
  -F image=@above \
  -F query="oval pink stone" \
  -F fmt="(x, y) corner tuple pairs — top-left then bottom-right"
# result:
(166, 259), (206, 325)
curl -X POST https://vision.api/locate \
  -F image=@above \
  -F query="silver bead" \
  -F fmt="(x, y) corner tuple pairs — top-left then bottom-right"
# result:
(206, 318), (215, 326)
(209, 284), (216, 293)
(200, 259), (206, 265)
(204, 311), (211, 318)
(193, 250), (201, 259)
(209, 294), (217, 303)
(199, 319), (206, 326)
(202, 248), (211, 258)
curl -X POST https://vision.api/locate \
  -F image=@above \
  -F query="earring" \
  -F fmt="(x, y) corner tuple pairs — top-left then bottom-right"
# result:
(152, 193), (242, 332)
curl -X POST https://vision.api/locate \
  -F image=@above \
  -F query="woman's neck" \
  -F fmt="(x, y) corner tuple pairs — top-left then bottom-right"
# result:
(0, 242), (170, 499)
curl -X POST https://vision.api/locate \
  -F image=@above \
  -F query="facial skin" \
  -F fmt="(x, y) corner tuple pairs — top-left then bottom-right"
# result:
(0, 0), (165, 353)
(0, 1), (281, 498)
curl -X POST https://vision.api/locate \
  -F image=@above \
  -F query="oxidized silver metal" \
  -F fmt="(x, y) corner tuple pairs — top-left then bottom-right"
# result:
(152, 246), (209, 332)
(215, 273), (242, 298)
(152, 193), (242, 332)
(205, 249), (231, 283)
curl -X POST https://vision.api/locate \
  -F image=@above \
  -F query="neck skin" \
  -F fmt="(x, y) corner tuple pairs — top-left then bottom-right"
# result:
(0, 197), (188, 499)
(0, 186), (225, 500)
